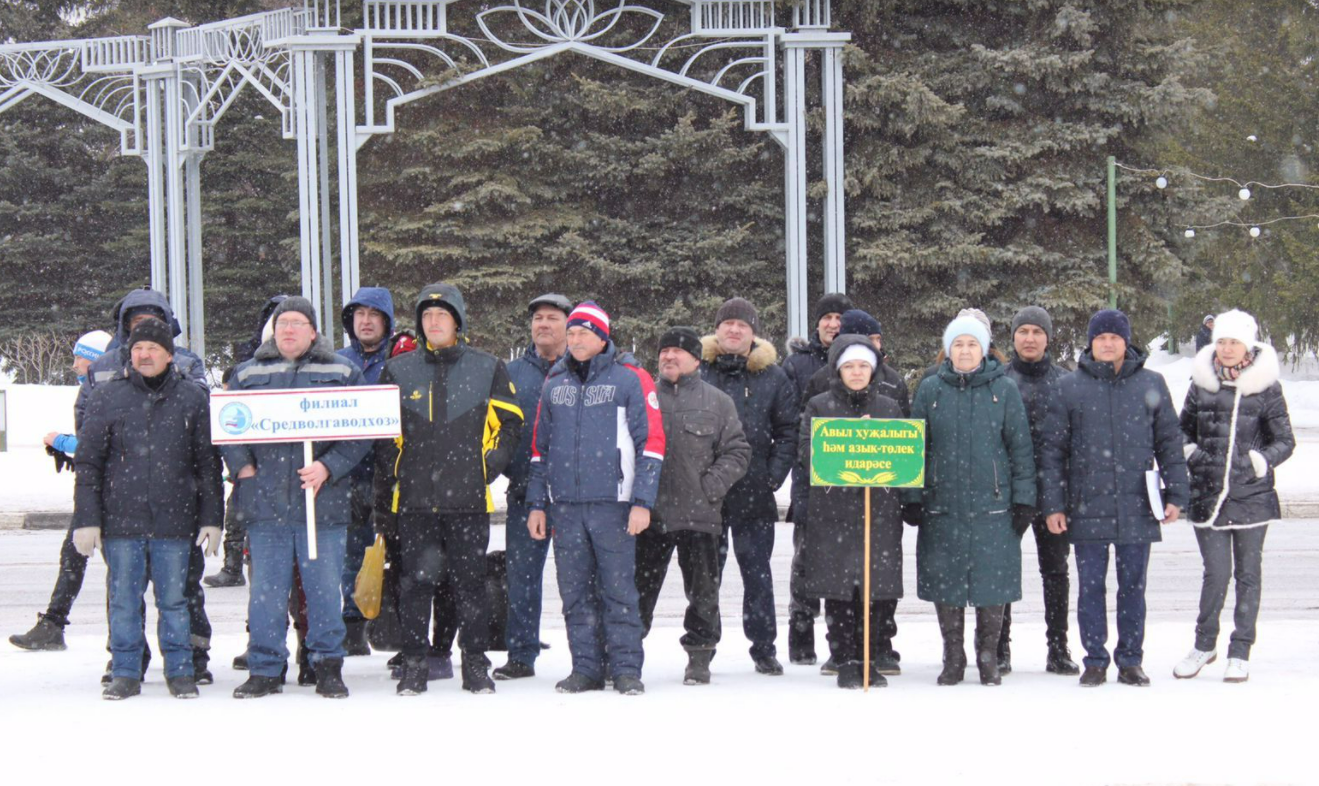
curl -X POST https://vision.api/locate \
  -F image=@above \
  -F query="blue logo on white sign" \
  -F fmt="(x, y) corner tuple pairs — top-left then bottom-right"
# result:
(219, 402), (253, 435)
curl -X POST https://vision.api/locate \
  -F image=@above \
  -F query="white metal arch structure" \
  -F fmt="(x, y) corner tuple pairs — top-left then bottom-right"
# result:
(0, 0), (850, 347)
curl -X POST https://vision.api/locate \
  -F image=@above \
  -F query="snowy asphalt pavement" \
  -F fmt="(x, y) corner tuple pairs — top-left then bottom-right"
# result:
(2, 521), (1316, 786)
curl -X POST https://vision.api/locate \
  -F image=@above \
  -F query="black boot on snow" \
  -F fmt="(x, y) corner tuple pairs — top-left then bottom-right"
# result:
(461, 656), (495, 694)
(1047, 645), (1081, 675)
(684, 650), (713, 685)
(493, 660), (535, 681)
(613, 674), (645, 695)
(167, 675), (199, 699)
(193, 649), (213, 685)
(555, 672), (605, 693)
(397, 657), (428, 696)
(977, 650), (1002, 686)
(996, 641), (1012, 676)
(315, 657), (349, 698)
(232, 650), (249, 671)
(233, 675), (283, 699)
(788, 614), (816, 665)
(753, 655), (784, 676)
(836, 663), (864, 690)
(102, 677), (141, 701)
(202, 568), (245, 588)
(296, 644), (315, 686)
(9, 614), (67, 651)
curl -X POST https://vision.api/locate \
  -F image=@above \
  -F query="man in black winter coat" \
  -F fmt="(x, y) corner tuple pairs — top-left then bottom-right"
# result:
(1195, 315), (1215, 352)
(996, 306), (1080, 677)
(373, 283), (523, 696)
(782, 292), (852, 665)
(72, 319), (224, 700)
(1040, 309), (1190, 688)
(638, 327), (751, 685)
(700, 298), (798, 674)
(797, 307), (908, 674)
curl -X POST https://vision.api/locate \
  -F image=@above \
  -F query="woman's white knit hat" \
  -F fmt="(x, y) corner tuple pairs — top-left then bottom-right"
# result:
(1211, 309), (1259, 347)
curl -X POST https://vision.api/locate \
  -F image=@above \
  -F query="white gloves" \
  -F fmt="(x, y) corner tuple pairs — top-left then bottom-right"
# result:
(72, 527), (102, 557)
(195, 527), (223, 557)
(1183, 443), (1198, 460)
(1249, 450), (1268, 479)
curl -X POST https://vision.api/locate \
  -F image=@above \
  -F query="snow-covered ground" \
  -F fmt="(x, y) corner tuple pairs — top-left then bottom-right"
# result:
(3, 521), (1317, 785)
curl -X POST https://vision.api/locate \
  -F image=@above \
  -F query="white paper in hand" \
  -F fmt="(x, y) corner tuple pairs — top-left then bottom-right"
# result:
(1146, 470), (1165, 521)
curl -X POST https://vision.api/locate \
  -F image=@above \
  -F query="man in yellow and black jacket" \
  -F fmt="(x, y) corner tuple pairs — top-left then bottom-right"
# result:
(373, 282), (523, 696)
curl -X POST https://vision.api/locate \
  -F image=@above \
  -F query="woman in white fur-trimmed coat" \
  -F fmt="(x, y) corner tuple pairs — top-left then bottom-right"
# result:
(1173, 309), (1294, 683)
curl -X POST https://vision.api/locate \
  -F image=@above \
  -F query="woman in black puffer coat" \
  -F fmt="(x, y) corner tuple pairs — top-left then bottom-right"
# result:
(798, 335), (904, 690)
(1174, 309), (1294, 684)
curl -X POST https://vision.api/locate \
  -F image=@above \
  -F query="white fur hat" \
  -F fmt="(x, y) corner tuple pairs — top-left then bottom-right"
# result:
(1211, 309), (1258, 347)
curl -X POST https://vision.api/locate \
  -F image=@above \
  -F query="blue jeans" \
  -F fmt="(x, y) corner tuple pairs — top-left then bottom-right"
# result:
(718, 517), (778, 659)
(341, 482), (374, 622)
(1074, 542), (1151, 670)
(505, 499), (550, 664)
(247, 523), (347, 677)
(105, 537), (193, 680)
(551, 502), (644, 681)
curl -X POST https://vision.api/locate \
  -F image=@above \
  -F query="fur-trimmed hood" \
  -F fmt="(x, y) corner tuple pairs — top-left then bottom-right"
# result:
(701, 334), (778, 372)
(1190, 343), (1280, 397)
(253, 333), (338, 363)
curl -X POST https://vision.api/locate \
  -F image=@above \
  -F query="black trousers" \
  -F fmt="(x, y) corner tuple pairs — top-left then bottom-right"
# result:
(1000, 514), (1071, 654)
(44, 528), (88, 628)
(823, 589), (893, 666)
(635, 527), (722, 651)
(397, 512), (490, 659)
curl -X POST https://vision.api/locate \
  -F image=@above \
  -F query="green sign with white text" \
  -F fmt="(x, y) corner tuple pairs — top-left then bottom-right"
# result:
(809, 418), (926, 488)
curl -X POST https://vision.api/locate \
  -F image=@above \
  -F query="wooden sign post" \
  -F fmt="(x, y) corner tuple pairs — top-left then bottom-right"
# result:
(211, 385), (402, 560)
(810, 416), (926, 690)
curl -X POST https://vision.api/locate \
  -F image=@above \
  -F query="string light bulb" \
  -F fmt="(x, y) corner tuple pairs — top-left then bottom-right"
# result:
(1184, 229), (1196, 238)
(1249, 226), (1261, 237)
(1239, 188), (1252, 200)
(1155, 176), (1168, 189)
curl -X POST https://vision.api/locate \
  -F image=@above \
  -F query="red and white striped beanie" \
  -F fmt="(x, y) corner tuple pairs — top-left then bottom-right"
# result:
(567, 301), (610, 342)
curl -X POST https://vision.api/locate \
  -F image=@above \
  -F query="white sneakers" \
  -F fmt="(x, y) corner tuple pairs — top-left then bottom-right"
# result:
(1223, 658), (1250, 683)
(1173, 648), (1217, 679)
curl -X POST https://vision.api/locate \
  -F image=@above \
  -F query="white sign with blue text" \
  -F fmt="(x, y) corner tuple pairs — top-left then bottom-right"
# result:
(210, 385), (402, 445)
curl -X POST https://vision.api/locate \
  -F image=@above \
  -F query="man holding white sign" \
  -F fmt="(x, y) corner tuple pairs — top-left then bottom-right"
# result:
(220, 297), (370, 700)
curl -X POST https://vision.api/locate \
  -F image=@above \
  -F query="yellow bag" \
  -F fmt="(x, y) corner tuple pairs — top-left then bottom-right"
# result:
(353, 534), (386, 620)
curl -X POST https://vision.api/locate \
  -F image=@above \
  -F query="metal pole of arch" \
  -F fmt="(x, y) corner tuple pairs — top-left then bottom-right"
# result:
(1107, 155), (1118, 308)
(863, 485), (871, 691)
(303, 440), (319, 560)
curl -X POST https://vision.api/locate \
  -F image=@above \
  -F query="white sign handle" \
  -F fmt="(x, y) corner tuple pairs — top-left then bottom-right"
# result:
(304, 440), (318, 561)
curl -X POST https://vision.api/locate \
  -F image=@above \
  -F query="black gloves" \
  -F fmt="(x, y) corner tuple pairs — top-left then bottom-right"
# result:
(901, 503), (924, 528)
(1012, 504), (1038, 537)
(46, 445), (74, 473)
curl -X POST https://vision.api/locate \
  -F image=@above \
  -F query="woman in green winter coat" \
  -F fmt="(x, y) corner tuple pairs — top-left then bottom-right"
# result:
(903, 315), (1037, 686)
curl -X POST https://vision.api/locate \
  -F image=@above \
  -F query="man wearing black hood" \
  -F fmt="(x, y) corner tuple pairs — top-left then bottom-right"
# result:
(782, 292), (852, 666)
(373, 283), (523, 696)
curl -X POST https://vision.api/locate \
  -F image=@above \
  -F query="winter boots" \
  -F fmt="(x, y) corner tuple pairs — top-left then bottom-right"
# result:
(102, 677), (141, 701)
(1079, 666), (1106, 687)
(8, 614), (67, 651)
(974, 607), (1004, 687)
(788, 613), (816, 665)
(555, 672), (605, 693)
(397, 657), (428, 696)
(996, 640), (1012, 676)
(233, 675), (283, 699)
(493, 660), (535, 681)
(1117, 666), (1151, 687)
(202, 546), (245, 588)
(296, 643), (316, 686)
(684, 650), (714, 685)
(314, 657), (349, 699)
(193, 648), (213, 685)
(461, 655), (495, 694)
(1223, 658), (1249, 683)
(935, 605), (967, 686)
(167, 676), (199, 699)
(1046, 644), (1081, 676)
(836, 662), (864, 690)
(753, 655), (784, 676)
(1173, 648), (1217, 679)
(613, 674), (645, 695)
(342, 620), (371, 657)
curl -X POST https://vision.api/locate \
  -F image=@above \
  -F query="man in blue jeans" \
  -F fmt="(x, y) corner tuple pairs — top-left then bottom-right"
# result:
(222, 297), (370, 699)
(71, 318), (224, 700)
(526, 301), (665, 696)
(494, 293), (570, 680)
(1040, 309), (1189, 688)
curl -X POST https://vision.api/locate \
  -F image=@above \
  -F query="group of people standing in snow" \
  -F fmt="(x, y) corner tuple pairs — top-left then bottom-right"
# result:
(9, 284), (1294, 699)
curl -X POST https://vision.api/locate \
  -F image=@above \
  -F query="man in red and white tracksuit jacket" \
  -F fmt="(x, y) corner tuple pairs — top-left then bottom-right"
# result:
(526, 301), (665, 695)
